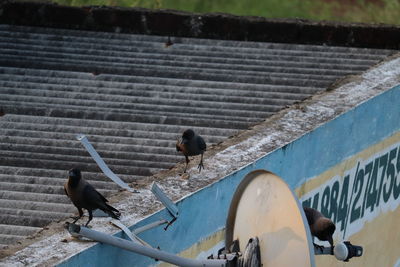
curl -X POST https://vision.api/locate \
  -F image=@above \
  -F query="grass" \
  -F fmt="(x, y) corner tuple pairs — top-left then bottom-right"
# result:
(50, 0), (400, 25)
(340, 0), (400, 25)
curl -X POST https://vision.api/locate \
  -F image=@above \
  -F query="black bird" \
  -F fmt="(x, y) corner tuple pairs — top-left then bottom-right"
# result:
(165, 36), (173, 48)
(176, 129), (206, 173)
(303, 207), (335, 252)
(64, 168), (120, 226)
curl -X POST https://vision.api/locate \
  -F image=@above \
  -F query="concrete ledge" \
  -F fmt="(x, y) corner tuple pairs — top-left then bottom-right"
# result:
(1, 1), (400, 49)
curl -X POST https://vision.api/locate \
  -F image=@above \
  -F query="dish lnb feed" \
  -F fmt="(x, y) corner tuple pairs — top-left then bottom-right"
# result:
(334, 241), (363, 262)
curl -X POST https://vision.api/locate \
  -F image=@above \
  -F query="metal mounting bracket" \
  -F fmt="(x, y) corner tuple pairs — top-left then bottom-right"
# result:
(76, 134), (138, 193)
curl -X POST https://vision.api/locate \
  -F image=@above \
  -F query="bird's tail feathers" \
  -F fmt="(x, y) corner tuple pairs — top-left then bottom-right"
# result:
(103, 203), (121, 219)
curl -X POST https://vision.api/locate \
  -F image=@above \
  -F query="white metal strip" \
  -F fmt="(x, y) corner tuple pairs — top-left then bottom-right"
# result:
(133, 219), (168, 235)
(110, 220), (151, 247)
(76, 134), (137, 193)
(151, 182), (179, 218)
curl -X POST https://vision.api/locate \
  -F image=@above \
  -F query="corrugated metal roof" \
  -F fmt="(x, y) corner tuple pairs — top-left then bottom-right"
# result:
(0, 23), (395, 250)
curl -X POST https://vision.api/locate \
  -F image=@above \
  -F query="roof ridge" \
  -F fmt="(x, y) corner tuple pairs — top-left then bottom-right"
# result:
(1, 1), (400, 49)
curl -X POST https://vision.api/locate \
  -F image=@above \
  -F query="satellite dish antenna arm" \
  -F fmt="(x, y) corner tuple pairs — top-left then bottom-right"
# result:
(151, 182), (180, 230)
(66, 223), (231, 267)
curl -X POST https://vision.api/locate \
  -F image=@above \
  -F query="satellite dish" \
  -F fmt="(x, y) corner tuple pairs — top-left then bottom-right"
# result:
(225, 170), (316, 267)
(66, 168), (361, 266)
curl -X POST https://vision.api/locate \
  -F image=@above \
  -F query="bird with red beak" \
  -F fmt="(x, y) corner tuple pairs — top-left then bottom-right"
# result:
(176, 129), (206, 173)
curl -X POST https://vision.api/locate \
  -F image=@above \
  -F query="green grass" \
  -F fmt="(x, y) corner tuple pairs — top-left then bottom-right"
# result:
(51, 0), (400, 25)
(340, 0), (400, 25)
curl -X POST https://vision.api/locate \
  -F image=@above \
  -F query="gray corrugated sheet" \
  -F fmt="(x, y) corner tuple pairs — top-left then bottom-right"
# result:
(0, 23), (395, 249)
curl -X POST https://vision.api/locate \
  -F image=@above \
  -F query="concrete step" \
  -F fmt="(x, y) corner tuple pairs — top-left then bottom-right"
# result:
(0, 135), (179, 157)
(0, 24), (393, 54)
(0, 78), (308, 103)
(0, 83), (297, 108)
(0, 234), (25, 245)
(0, 157), (160, 176)
(0, 43), (372, 74)
(2, 104), (254, 129)
(0, 67), (324, 96)
(0, 27), (391, 61)
(0, 224), (40, 237)
(0, 46), (361, 78)
(0, 182), (115, 198)
(0, 92), (276, 117)
(0, 183), (66, 197)
(0, 214), (59, 228)
(0, 143), (181, 164)
(0, 166), (144, 183)
(0, 190), (72, 205)
(0, 174), (120, 190)
(0, 150), (175, 169)
(0, 126), (183, 146)
(0, 56), (335, 88)
(0, 199), (74, 214)
(0, 113), (238, 136)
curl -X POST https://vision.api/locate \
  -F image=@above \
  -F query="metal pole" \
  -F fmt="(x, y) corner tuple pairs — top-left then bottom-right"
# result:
(313, 245), (333, 255)
(67, 224), (227, 267)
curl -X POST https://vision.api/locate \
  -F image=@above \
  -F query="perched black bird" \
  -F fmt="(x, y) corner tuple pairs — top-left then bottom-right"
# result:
(176, 129), (206, 173)
(303, 207), (335, 252)
(164, 36), (173, 48)
(64, 168), (120, 226)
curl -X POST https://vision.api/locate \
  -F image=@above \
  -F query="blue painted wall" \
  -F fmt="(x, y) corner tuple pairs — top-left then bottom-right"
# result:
(58, 85), (400, 266)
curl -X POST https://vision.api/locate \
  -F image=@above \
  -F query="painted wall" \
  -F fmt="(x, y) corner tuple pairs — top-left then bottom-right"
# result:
(58, 85), (399, 267)
(298, 132), (400, 266)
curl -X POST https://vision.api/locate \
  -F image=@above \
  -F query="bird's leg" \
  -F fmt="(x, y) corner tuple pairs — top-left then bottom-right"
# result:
(313, 243), (325, 253)
(183, 155), (190, 173)
(197, 153), (204, 172)
(72, 208), (83, 224)
(85, 210), (93, 227)
(311, 236), (325, 252)
(71, 216), (80, 223)
(328, 236), (334, 255)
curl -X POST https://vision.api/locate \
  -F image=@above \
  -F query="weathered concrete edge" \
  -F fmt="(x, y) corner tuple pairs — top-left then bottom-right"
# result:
(1, 49), (398, 266)
(1, 1), (400, 49)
